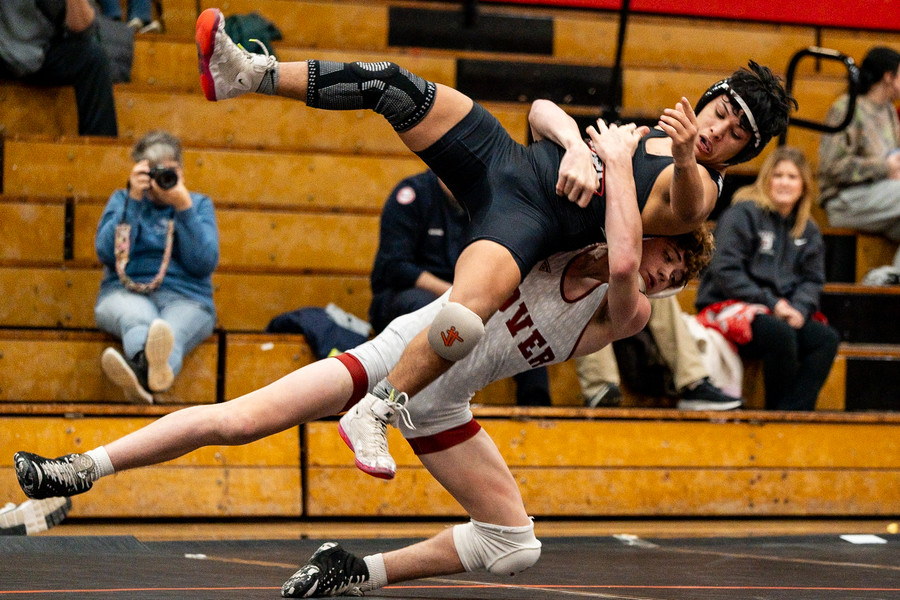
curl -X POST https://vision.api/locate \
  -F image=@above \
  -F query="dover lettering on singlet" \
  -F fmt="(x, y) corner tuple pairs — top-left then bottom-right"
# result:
(499, 287), (555, 367)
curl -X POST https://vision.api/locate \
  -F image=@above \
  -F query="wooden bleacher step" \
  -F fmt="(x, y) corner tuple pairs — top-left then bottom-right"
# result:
(0, 82), (530, 156)
(70, 200), (381, 273)
(0, 328), (218, 405)
(304, 410), (900, 517)
(1, 137), (424, 211)
(0, 411), (302, 517)
(822, 228), (899, 283)
(0, 264), (371, 331)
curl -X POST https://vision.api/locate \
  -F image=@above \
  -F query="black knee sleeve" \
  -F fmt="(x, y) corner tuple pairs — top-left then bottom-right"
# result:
(306, 60), (437, 131)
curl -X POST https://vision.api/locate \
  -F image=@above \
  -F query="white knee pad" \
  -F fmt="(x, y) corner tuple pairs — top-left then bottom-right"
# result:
(452, 519), (542, 576)
(427, 302), (485, 361)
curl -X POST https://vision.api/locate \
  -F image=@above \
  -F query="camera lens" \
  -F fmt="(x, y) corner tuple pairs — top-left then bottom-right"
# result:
(149, 166), (178, 190)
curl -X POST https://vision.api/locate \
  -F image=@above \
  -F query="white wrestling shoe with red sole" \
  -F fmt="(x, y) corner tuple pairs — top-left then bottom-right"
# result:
(195, 8), (277, 101)
(338, 392), (413, 480)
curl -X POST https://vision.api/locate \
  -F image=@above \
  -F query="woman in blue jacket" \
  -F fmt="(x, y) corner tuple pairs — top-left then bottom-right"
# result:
(696, 146), (839, 410)
(94, 131), (219, 403)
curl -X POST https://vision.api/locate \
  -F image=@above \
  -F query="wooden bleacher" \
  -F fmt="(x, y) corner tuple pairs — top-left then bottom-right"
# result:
(1, 0), (899, 519)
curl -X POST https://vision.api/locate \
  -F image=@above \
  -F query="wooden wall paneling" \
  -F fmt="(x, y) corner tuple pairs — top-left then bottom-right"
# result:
(155, 0), (199, 36)
(622, 16), (817, 73)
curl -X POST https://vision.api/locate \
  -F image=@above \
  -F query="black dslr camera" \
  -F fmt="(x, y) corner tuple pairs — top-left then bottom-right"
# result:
(148, 165), (179, 190)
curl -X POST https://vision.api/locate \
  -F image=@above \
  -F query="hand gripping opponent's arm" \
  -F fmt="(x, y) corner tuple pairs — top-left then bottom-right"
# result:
(528, 99), (598, 208)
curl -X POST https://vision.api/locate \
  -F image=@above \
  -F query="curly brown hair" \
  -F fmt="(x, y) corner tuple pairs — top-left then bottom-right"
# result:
(670, 222), (715, 282)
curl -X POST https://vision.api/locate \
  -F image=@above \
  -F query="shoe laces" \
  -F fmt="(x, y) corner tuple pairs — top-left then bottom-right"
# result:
(371, 414), (391, 457)
(238, 39), (278, 71)
(385, 391), (415, 431)
(41, 456), (91, 489)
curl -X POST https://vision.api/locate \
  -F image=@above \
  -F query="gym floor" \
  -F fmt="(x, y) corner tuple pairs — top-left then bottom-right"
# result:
(2, 519), (898, 599)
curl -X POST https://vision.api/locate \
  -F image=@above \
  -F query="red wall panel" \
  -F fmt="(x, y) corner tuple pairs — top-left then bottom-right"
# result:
(489, 0), (900, 32)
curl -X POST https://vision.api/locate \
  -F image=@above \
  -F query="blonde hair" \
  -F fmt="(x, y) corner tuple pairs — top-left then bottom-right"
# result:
(730, 146), (817, 238)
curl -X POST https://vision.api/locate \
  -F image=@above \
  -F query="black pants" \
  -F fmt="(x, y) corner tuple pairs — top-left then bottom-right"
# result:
(739, 314), (840, 411)
(1, 34), (118, 136)
(370, 287), (552, 406)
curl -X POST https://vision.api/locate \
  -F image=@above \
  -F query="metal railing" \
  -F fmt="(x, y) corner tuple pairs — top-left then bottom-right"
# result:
(780, 46), (860, 144)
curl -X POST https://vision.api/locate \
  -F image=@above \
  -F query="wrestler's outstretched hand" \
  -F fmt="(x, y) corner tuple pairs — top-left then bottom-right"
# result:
(658, 97), (699, 166)
(555, 134), (599, 208)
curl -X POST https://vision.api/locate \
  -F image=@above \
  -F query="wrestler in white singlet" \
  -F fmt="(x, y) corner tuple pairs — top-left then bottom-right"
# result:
(346, 245), (609, 447)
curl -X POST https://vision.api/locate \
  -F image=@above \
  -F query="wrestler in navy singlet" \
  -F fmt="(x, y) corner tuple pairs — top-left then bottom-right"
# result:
(416, 103), (722, 278)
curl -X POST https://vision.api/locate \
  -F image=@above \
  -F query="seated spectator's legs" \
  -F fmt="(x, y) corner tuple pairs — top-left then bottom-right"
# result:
(96, 0), (123, 19)
(790, 319), (840, 411)
(126, 0), (154, 24)
(512, 368), (550, 406)
(741, 314), (837, 411)
(648, 296), (743, 409)
(372, 288), (440, 335)
(155, 291), (217, 377)
(95, 289), (160, 359)
(645, 296), (707, 391)
(575, 346), (622, 407)
(826, 180), (900, 267)
(31, 34), (118, 137)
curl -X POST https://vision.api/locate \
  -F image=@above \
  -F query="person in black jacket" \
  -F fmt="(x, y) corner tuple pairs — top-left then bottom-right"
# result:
(696, 147), (840, 410)
(0, 0), (118, 136)
(370, 170), (552, 406)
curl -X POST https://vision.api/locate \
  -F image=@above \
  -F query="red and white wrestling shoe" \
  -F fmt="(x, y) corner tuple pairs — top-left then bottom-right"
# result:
(195, 8), (278, 101)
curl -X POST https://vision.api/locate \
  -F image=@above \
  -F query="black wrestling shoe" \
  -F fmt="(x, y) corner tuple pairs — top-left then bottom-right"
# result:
(14, 451), (95, 499)
(282, 542), (369, 598)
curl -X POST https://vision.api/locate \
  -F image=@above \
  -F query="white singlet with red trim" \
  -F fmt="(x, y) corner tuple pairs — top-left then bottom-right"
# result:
(347, 246), (610, 438)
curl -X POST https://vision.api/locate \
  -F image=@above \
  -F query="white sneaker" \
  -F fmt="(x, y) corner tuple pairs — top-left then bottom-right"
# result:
(338, 392), (414, 480)
(137, 19), (162, 34)
(0, 496), (72, 535)
(145, 319), (174, 392)
(195, 8), (278, 101)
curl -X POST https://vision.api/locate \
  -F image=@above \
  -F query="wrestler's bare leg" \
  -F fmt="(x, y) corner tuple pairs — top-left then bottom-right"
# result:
(104, 358), (353, 472)
(381, 429), (531, 582)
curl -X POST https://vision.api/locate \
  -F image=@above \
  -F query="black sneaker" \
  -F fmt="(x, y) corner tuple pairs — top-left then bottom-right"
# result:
(282, 542), (369, 598)
(584, 382), (623, 408)
(14, 452), (95, 499)
(677, 378), (743, 411)
(101, 348), (153, 404)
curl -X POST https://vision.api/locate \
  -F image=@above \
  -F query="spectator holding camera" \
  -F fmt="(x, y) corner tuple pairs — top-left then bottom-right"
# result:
(94, 131), (219, 403)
